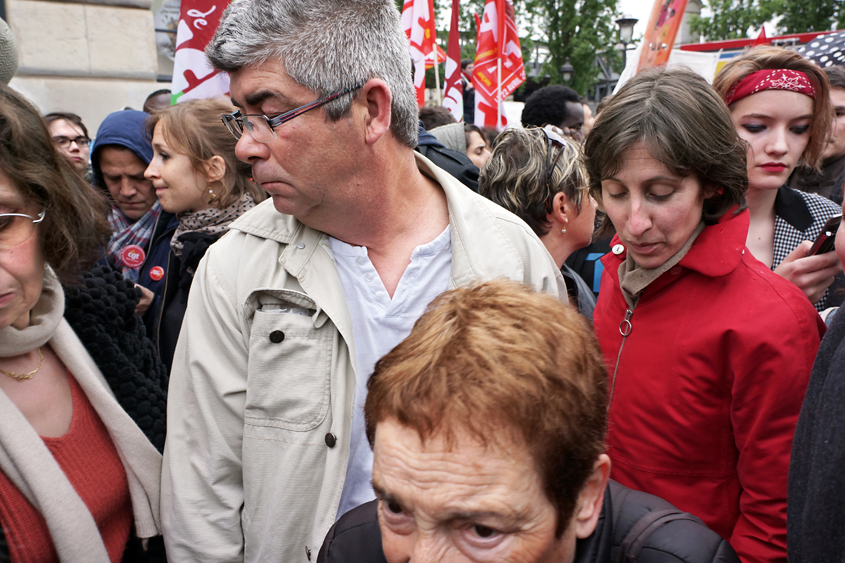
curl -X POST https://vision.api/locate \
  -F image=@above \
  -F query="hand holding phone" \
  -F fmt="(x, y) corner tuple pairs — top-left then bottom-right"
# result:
(809, 214), (842, 256)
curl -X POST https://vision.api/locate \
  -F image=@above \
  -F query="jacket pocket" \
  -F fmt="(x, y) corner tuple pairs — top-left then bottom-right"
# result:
(244, 290), (333, 432)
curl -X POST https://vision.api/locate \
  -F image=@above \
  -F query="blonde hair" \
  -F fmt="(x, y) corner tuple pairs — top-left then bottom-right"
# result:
(146, 98), (265, 208)
(479, 127), (589, 237)
(713, 45), (832, 170)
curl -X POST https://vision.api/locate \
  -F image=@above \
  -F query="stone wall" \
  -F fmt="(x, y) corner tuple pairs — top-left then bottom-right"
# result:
(5, 0), (160, 132)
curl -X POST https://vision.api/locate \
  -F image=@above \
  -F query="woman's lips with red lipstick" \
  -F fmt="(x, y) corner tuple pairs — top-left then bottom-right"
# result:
(759, 162), (788, 172)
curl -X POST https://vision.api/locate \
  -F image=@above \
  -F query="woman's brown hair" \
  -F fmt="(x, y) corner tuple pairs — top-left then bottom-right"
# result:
(0, 84), (111, 285)
(713, 45), (832, 170)
(583, 66), (748, 238)
(146, 98), (264, 208)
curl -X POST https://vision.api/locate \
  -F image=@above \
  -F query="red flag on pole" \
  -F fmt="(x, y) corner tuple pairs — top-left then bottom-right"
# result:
(471, 0), (525, 128)
(171, 0), (230, 103)
(752, 26), (769, 46)
(402, 0), (437, 107)
(442, 0), (463, 121)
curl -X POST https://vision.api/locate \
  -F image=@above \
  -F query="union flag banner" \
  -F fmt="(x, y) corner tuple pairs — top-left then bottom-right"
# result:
(402, 0), (437, 107)
(171, 0), (230, 103)
(472, 0), (524, 128)
(637, 0), (689, 71)
(441, 0), (463, 121)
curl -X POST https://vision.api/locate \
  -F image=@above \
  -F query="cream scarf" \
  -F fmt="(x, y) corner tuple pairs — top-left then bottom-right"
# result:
(618, 222), (706, 309)
(0, 272), (162, 562)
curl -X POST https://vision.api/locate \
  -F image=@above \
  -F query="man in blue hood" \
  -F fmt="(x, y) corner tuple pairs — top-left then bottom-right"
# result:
(91, 110), (176, 318)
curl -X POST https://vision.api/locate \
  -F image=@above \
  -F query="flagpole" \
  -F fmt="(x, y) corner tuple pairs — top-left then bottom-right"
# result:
(497, 57), (502, 128)
(434, 50), (442, 105)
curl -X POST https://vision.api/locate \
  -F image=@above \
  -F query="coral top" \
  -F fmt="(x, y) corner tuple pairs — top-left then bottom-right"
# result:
(0, 373), (133, 562)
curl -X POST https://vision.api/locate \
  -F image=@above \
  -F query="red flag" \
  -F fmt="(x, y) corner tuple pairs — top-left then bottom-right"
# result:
(424, 45), (447, 66)
(752, 26), (769, 46)
(171, 0), (230, 103)
(471, 0), (525, 128)
(442, 0), (463, 121)
(402, 0), (437, 107)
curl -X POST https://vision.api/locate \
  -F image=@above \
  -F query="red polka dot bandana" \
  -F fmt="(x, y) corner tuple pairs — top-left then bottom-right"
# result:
(723, 69), (815, 106)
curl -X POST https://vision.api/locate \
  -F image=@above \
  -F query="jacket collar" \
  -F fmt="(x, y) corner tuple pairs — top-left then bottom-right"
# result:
(606, 208), (749, 279)
(775, 185), (813, 231)
(228, 152), (535, 287)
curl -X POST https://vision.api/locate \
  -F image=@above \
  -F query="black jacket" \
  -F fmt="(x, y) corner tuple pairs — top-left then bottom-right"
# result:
(788, 304), (845, 562)
(148, 231), (221, 372)
(317, 480), (738, 563)
(416, 123), (480, 192)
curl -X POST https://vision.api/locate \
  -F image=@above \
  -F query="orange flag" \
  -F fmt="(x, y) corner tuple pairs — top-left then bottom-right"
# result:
(637, 0), (689, 71)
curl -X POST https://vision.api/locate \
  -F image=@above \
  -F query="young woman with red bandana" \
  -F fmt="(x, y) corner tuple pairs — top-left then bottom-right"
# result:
(714, 46), (843, 311)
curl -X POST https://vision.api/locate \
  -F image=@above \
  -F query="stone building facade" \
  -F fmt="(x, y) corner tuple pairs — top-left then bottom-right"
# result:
(5, 0), (161, 132)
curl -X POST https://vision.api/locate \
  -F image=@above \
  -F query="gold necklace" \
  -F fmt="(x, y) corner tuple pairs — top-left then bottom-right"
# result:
(0, 348), (45, 381)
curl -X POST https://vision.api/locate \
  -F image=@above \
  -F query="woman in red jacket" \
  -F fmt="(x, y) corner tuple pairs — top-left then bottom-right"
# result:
(583, 66), (825, 563)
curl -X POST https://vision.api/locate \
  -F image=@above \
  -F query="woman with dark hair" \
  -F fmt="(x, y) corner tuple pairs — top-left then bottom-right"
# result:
(479, 127), (597, 318)
(713, 46), (842, 311)
(143, 97), (265, 370)
(584, 66), (824, 563)
(0, 84), (165, 559)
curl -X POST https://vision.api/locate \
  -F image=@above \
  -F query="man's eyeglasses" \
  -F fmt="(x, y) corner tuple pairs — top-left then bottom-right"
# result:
(52, 136), (90, 149)
(221, 82), (366, 143)
(0, 209), (46, 249)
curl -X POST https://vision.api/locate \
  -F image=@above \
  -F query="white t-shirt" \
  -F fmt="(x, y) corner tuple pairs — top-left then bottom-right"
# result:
(330, 225), (452, 518)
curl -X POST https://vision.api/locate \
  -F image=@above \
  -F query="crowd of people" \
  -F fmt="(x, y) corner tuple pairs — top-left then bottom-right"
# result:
(2, 0), (845, 561)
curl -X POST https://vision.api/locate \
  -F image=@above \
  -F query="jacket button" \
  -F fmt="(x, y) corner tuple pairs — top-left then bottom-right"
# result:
(325, 433), (337, 448)
(269, 330), (285, 343)
(670, 266), (683, 275)
(612, 244), (625, 255)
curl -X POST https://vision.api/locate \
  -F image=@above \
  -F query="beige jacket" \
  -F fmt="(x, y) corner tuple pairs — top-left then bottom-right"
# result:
(161, 154), (566, 562)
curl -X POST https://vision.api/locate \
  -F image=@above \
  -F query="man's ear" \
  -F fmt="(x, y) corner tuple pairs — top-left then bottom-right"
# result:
(203, 155), (226, 183)
(360, 78), (392, 145)
(572, 454), (611, 539)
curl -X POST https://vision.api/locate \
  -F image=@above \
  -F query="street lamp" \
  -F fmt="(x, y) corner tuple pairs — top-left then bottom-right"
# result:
(560, 57), (573, 83)
(615, 16), (638, 67)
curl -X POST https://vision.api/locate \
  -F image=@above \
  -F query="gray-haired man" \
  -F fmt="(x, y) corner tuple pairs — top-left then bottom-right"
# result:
(160, 0), (565, 560)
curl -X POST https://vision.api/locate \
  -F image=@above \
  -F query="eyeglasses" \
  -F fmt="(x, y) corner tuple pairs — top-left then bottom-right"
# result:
(0, 209), (46, 249)
(221, 82), (366, 143)
(52, 136), (90, 149)
(542, 129), (567, 213)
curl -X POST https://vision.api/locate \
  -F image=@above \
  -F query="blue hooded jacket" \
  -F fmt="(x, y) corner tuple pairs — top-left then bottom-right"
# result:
(90, 110), (154, 191)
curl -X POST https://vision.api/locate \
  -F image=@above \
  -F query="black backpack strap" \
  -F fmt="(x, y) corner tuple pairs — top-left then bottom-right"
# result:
(618, 509), (703, 562)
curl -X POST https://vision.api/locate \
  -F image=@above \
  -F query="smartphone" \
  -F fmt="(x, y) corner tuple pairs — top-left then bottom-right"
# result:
(809, 214), (842, 256)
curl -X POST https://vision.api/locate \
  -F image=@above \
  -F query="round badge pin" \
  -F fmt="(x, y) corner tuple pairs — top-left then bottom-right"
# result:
(149, 266), (165, 281)
(120, 244), (146, 268)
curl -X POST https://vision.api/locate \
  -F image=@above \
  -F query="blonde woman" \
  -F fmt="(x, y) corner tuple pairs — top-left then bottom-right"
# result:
(143, 98), (265, 370)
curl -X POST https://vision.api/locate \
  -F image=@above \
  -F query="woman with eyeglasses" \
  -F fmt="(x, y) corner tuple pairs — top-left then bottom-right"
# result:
(143, 98), (265, 371)
(0, 84), (166, 561)
(585, 67), (824, 562)
(44, 112), (91, 178)
(713, 46), (843, 312)
(478, 126), (597, 318)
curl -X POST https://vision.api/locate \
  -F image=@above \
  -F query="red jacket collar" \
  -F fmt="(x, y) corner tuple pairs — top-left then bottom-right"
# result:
(605, 208), (749, 278)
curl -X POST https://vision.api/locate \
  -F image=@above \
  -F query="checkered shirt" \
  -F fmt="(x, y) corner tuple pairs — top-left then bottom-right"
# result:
(773, 186), (842, 311)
